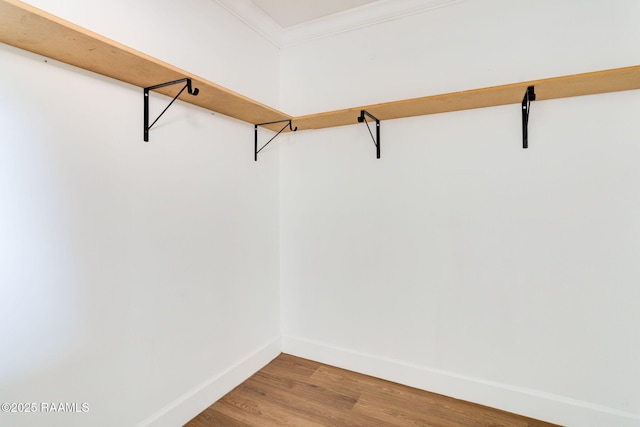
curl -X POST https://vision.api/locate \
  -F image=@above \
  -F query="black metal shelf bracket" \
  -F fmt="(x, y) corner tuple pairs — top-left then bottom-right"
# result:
(144, 78), (199, 142)
(254, 119), (297, 161)
(522, 85), (536, 149)
(357, 110), (381, 159)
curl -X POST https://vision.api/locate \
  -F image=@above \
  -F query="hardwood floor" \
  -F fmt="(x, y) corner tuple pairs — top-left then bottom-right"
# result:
(185, 353), (560, 427)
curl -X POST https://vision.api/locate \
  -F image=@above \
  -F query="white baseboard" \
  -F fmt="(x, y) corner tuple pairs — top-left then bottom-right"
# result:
(139, 336), (281, 427)
(282, 335), (640, 427)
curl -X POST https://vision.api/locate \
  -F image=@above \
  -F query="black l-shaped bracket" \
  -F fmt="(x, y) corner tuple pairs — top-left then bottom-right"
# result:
(357, 110), (381, 159)
(522, 85), (536, 149)
(254, 119), (297, 161)
(144, 78), (199, 142)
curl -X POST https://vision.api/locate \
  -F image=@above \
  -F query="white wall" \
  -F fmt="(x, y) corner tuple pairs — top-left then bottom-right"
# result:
(280, 0), (640, 115)
(0, 1), (281, 426)
(280, 1), (640, 426)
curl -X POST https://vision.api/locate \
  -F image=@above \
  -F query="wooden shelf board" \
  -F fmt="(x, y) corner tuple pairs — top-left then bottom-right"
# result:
(1, 0), (638, 135)
(0, 0), (291, 126)
(292, 66), (640, 130)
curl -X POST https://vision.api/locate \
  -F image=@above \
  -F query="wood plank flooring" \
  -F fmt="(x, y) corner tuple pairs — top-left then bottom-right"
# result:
(185, 354), (560, 427)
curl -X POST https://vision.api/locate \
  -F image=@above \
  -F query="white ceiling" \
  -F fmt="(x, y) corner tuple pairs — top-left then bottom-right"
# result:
(215, 0), (464, 48)
(250, 0), (379, 28)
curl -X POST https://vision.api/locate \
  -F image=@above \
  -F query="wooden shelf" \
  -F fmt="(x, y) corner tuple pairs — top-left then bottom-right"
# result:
(1, 0), (639, 135)
(293, 66), (640, 130)
(0, 0), (291, 127)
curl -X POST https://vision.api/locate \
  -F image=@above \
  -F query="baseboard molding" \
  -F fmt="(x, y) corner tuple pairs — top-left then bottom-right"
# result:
(282, 335), (640, 427)
(139, 336), (281, 427)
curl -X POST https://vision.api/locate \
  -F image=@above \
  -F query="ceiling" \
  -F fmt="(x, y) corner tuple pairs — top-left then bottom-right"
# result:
(250, 0), (379, 28)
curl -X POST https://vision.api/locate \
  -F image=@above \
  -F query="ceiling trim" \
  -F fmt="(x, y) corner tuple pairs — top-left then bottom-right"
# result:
(212, 0), (282, 47)
(213, 0), (467, 49)
(281, 0), (468, 48)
